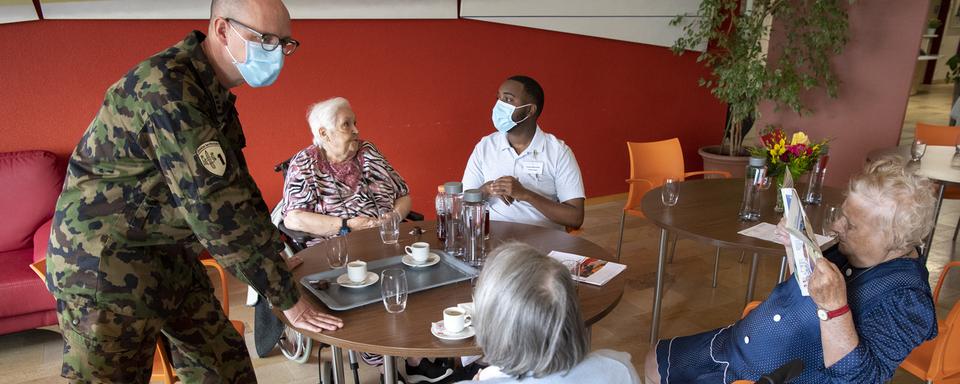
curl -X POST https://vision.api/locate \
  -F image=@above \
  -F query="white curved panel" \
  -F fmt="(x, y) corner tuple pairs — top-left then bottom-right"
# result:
(287, 0), (457, 19)
(0, 1), (40, 24)
(39, 0), (458, 20)
(460, 0), (701, 17)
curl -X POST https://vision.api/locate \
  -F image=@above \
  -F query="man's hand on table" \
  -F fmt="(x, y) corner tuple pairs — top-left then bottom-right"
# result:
(283, 297), (344, 333)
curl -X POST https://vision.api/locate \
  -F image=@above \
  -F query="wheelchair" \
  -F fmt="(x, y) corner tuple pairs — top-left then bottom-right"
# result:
(268, 158), (423, 383)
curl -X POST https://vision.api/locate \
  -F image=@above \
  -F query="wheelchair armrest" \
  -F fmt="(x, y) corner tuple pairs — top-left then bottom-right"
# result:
(277, 221), (313, 253)
(405, 210), (425, 222)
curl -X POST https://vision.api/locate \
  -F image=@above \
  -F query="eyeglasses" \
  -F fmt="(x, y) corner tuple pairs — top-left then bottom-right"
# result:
(226, 18), (300, 56)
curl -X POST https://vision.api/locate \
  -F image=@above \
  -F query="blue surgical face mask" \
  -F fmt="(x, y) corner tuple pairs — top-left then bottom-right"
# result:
(225, 23), (284, 87)
(491, 99), (532, 133)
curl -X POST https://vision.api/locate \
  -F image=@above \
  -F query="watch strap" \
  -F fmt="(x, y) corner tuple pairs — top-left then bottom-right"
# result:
(819, 304), (850, 321)
(826, 304), (850, 319)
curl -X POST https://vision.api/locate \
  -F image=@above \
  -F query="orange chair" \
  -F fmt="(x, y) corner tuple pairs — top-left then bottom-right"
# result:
(616, 138), (731, 277)
(742, 300), (762, 318)
(900, 261), (960, 383)
(29, 257), (243, 384)
(723, 302), (763, 384)
(151, 256), (245, 384)
(915, 123), (960, 241)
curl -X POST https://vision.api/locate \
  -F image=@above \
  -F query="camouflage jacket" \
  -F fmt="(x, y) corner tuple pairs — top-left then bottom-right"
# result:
(46, 31), (298, 314)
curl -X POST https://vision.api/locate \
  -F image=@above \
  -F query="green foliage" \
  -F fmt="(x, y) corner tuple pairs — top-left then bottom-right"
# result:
(947, 54), (960, 84)
(929, 18), (942, 30)
(670, 0), (852, 154)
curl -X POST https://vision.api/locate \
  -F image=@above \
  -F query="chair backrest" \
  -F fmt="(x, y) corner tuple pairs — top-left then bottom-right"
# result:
(926, 261), (960, 381)
(929, 301), (960, 380)
(625, 138), (686, 210)
(30, 259), (46, 283)
(742, 301), (762, 319)
(916, 122), (960, 146)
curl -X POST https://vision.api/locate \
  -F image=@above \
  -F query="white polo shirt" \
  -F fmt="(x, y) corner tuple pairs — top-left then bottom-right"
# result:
(462, 126), (585, 230)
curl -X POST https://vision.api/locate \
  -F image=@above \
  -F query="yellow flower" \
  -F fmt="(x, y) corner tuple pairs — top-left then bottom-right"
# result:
(790, 132), (810, 146)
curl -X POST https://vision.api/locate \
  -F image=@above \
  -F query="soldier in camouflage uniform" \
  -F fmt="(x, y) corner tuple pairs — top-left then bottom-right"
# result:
(45, 0), (343, 382)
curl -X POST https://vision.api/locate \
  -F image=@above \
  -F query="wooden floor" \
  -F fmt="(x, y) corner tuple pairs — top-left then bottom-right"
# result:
(3, 86), (958, 383)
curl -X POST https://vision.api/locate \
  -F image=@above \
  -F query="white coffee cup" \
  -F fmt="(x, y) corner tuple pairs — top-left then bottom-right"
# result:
(346, 261), (368, 283)
(405, 242), (430, 264)
(443, 307), (472, 334)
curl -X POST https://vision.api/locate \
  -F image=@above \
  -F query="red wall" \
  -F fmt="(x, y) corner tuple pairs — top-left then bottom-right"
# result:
(756, 0), (928, 187)
(0, 18), (726, 213)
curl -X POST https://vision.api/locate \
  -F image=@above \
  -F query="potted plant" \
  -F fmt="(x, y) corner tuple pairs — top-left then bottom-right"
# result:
(947, 53), (960, 124)
(670, 0), (851, 177)
(929, 18), (942, 35)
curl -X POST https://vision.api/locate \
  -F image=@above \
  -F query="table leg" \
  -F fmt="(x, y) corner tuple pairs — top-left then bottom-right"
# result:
(712, 247), (721, 288)
(924, 183), (945, 263)
(650, 228), (668, 345)
(586, 325), (593, 349)
(778, 255), (788, 283)
(745, 253), (759, 304)
(330, 346), (345, 384)
(384, 355), (397, 384)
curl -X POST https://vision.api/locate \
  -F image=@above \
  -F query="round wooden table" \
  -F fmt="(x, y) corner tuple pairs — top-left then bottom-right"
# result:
(640, 178), (844, 344)
(283, 220), (625, 383)
(868, 145), (960, 258)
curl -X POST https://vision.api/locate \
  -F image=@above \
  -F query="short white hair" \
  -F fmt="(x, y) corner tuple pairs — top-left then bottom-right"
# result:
(473, 242), (587, 377)
(851, 154), (937, 251)
(306, 97), (351, 147)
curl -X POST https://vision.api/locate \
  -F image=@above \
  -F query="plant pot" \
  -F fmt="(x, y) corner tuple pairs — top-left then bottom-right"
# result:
(698, 145), (751, 178)
(928, 28), (937, 35)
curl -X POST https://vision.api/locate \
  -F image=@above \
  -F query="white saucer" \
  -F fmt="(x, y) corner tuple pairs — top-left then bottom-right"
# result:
(402, 253), (441, 268)
(431, 321), (475, 340)
(336, 272), (379, 288)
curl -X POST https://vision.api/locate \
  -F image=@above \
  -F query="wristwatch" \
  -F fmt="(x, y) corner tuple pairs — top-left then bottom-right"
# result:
(817, 304), (850, 321)
(339, 218), (351, 236)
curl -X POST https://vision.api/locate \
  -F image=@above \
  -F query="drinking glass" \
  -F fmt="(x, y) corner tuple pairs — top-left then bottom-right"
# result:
(326, 236), (348, 269)
(661, 178), (680, 206)
(381, 268), (408, 313)
(910, 139), (927, 161)
(759, 176), (773, 191)
(379, 210), (400, 245)
(821, 205), (840, 237)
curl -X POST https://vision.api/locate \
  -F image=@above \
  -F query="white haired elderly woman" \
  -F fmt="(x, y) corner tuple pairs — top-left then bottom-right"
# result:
(645, 155), (939, 383)
(462, 242), (640, 383)
(280, 97), (411, 246)
(277, 98), (456, 381)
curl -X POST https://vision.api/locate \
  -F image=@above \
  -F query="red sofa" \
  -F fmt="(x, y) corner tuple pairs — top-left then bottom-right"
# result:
(0, 150), (62, 335)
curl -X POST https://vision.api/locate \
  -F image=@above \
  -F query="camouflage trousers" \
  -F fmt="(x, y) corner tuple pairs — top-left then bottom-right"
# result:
(54, 257), (256, 383)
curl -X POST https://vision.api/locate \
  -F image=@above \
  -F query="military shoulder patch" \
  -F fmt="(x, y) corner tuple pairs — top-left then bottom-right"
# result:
(197, 141), (227, 177)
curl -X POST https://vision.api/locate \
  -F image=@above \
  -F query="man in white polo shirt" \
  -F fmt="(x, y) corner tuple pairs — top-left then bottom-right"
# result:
(462, 75), (585, 231)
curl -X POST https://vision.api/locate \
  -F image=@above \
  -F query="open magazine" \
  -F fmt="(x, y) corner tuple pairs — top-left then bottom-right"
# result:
(781, 174), (823, 296)
(547, 251), (627, 286)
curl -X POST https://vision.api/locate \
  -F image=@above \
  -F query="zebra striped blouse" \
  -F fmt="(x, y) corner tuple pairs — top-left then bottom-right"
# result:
(280, 141), (409, 247)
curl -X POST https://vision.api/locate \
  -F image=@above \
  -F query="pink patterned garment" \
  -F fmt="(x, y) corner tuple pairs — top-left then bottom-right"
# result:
(280, 141), (409, 246)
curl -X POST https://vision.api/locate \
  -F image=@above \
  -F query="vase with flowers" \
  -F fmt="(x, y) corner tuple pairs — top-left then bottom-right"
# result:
(748, 127), (829, 212)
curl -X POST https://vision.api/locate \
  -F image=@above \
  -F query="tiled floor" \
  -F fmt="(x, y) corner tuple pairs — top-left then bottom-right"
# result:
(3, 88), (958, 383)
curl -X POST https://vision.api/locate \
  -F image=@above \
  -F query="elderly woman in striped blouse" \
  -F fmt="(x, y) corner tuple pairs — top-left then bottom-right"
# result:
(280, 96), (411, 246)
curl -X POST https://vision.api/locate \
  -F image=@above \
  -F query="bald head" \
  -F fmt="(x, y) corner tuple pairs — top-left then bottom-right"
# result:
(210, 0), (290, 35)
(204, 0), (293, 88)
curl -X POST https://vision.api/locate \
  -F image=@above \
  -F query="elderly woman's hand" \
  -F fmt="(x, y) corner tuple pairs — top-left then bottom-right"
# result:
(347, 216), (379, 231)
(775, 219), (791, 247)
(808, 257), (848, 310)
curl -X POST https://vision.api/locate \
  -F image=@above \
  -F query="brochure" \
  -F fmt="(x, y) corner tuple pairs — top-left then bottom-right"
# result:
(547, 251), (627, 286)
(781, 185), (824, 296)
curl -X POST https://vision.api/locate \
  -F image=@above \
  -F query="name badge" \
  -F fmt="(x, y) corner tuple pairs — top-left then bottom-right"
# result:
(521, 161), (544, 175)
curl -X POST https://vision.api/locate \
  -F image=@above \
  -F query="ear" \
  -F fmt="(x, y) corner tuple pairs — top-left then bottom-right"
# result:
(211, 17), (230, 46)
(525, 104), (538, 119)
